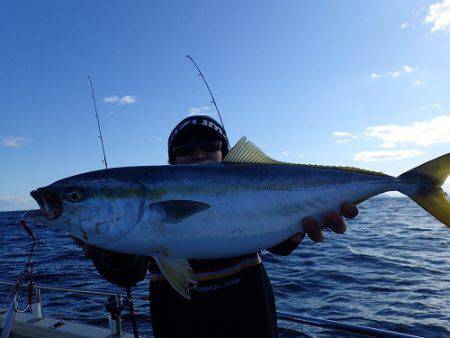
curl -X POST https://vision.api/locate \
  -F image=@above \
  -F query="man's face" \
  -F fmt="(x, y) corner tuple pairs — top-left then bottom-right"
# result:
(172, 133), (224, 165)
(175, 147), (222, 164)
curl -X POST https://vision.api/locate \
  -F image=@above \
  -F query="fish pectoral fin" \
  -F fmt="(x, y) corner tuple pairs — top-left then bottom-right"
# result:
(154, 257), (196, 299)
(150, 200), (210, 223)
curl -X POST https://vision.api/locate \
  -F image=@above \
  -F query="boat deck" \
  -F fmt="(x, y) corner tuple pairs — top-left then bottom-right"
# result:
(0, 309), (134, 338)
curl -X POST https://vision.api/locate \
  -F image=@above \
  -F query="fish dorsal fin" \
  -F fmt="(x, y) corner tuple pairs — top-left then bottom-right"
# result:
(153, 257), (196, 299)
(224, 137), (280, 164)
(225, 136), (389, 177)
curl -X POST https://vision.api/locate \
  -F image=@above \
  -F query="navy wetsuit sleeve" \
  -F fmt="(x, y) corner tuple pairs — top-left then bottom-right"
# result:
(90, 251), (149, 288)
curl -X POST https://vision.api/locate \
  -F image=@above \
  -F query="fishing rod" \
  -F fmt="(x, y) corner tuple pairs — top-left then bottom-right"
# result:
(88, 76), (108, 169)
(87, 79), (140, 336)
(186, 55), (226, 129)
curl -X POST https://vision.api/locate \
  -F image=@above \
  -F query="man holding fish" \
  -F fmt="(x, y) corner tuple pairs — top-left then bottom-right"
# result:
(76, 115), (359, 338)
(31, 115), (448, 337)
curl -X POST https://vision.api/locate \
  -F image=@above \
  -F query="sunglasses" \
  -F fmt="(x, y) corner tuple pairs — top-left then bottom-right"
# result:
(172, 140), (222, 157)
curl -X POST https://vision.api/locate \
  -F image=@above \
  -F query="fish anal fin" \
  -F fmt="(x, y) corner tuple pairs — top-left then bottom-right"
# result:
(154, 257), (196, 299)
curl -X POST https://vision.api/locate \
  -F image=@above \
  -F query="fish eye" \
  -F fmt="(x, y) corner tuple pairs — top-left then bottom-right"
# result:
(67, 190), (84, 202)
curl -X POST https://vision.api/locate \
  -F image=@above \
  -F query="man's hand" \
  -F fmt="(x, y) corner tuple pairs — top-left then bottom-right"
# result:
(71, 236), (149, 288)
(267, 202), (358, 256)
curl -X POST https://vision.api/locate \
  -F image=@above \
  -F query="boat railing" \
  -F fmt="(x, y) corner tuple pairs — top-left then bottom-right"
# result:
(0, 280), (131, 337)
(0, 280), (148, 300)
(0, 280), (424, 338)
(276, 312), (423, 338)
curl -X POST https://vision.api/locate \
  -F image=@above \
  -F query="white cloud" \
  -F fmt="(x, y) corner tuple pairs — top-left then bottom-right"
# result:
(103, 95), (137, 105)
(2, 136), (29, 147)
(0, 196), (36, 212)
(188, 106), (212, 116)
(103, 96), (119, 103)
(388, 71), (402, 78)
(281, 150), (292, 157)
(333, 131), (352, 137)
(432, 103), (442, 108)
(332, 131), (358, 144)
(401, 22), (410, 29)
(354, 149), (423, 162)
(364, 115), (450, 148)
(403, 65), (414, 73)
(372, 65), (417, 79)
(378, 142), (397, 149)
(120, 95), (137, 104)
(414, 6), (427, 18)
(424, 0), (450, 32)
(188, 107), (202, 115)
(413, 80), (423, 85)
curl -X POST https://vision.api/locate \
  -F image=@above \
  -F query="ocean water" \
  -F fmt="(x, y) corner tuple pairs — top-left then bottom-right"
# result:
(0, 197), (449, 337)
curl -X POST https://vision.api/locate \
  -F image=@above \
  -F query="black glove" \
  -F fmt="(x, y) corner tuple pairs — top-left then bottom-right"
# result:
(72, 236), (149, 288)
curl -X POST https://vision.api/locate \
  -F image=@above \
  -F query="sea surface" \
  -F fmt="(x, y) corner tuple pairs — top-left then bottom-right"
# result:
(0, 197), (449, 337)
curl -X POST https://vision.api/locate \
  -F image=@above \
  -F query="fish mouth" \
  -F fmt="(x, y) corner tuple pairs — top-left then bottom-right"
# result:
(30, 188), (63, 221)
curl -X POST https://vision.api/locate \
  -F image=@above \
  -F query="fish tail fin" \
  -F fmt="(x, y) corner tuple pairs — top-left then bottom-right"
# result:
(398, 153), (450, 227)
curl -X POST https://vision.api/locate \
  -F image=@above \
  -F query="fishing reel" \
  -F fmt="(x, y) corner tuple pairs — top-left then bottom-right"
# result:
(105, 293), (139, 338)
(105, 294), (131, 320)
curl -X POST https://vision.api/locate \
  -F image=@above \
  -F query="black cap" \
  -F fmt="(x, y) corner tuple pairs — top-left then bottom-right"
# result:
(168, 115), (229, 164)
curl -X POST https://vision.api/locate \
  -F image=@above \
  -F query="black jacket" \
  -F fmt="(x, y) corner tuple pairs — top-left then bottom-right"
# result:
(83, 239), (297, 337)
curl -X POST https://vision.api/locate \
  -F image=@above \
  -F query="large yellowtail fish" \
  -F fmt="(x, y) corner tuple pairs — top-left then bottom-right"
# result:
(29, 138), (450, 298)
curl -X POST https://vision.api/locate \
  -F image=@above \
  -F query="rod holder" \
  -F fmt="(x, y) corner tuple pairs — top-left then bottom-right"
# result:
(31, 288), (42, 319)
(105, 294), (123, 337)
(108, 314), (122, 337)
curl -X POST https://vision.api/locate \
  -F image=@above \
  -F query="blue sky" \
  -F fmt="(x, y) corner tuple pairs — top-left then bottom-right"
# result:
(1, 0), (449, 211)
